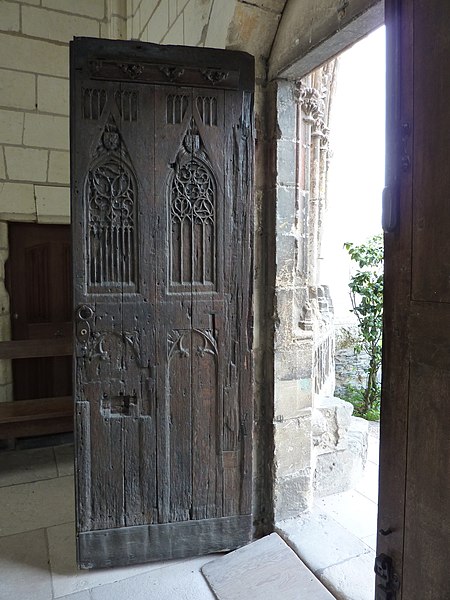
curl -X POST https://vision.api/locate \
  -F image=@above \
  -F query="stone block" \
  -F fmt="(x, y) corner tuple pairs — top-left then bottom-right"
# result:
(5, 147), (48, 183)
(0, 148), (5, 180)
(22, 6), (100, 44)
(35, 185), (70, 223)
(177, 0), (190, 12)
(276, 185), (296, 224)
(162, 15), (184, 45)
(100, 16), (127, 40)
(320, 552), (376, 600)
(275, 378), (312, 418)
(0, 383), (13, 403)
(0, 182), (36, 221)
(277, 139), (297, 186)
(227, 2), (281, 60)
(314, 449), (355, 497)
(276, 232), (297, 283)
(274, 470), (313, 521)
(37, 76), (69, 116)
(250, 0), (286, 11)
(0, 355), (12, 382)
(24, 113), (69, 150)
(274, 333), (314, 380)
(0, 2), (20, 32)
(0, 33), (68, 78)
(43, 0), (105, 19)
(0, 69), (36, 111)
(142, 0), (168, 42)
(347, 416), (369, 474)
(129, 10), (140, 39)
(0, 222), (8, 250)
(312, 397), (354, 454)
(0, 109), (24, 145)
(274, 412), (312, 476)
(183, 0), (211, 46)
(168, 0), (178, 25)
(48, 151), (69, 184)
(277, 507), (373, 573)
(313, 415), (368, 498)
(277, 82), (296, 140)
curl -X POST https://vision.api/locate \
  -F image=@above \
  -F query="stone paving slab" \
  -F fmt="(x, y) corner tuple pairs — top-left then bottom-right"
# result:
(0, 474), (74, 537)
(277, 506), (372, 573)
(0, 528), (52, 600)
(202, 533), (335, 600)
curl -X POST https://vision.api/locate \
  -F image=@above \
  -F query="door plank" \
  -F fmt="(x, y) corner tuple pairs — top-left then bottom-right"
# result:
(78, 515), (253, 569)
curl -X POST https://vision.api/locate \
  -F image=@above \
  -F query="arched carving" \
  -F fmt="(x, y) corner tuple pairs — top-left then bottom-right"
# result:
(169, 120), (216, 290)
(86, 115), (138, 292)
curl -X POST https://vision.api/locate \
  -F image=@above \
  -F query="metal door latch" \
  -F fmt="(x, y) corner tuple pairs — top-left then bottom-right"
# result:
(375, 554), (400, 600)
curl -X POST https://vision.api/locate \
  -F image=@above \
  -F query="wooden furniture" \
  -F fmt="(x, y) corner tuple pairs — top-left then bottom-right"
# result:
(0, 396), (73, 439)
(0, 338), (73, 439)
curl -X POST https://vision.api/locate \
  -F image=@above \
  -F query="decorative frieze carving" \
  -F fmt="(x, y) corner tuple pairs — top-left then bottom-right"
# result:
(201, 69), (229, 84)
(160, 65), (185, 82)
(119, 63), (144, 79)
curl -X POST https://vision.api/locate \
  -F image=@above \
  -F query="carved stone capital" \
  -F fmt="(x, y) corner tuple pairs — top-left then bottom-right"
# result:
(296, 83), (325, 121)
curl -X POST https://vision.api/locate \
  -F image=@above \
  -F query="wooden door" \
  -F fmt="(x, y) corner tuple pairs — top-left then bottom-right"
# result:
(7, 223), (72, 401)
(378, 1), (450, 597)
(70, 38), (254, 569)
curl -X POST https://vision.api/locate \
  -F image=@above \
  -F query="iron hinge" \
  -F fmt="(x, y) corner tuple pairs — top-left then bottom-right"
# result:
(375, 554), (401, 600)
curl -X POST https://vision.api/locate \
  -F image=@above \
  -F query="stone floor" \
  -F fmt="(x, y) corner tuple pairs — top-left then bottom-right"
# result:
(0, 428), (379, 600)
(278, 423), (380, 600)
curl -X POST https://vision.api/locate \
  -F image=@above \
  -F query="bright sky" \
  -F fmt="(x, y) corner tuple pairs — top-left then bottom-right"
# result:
(321, 26), (386, 324)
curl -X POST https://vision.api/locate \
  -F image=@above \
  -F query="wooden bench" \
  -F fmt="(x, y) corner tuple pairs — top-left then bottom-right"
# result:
(0, 338), (73, 439)
(0, 396), (73, 439)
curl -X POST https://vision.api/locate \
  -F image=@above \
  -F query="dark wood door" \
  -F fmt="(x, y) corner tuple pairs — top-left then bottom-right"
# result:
(378, 1), (450, 597)
(71, 38), (254, 568)
(7, 223), (72, 401)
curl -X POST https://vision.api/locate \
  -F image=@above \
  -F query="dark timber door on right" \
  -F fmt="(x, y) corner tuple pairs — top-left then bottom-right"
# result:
(71, 39), (254, 568)
(378, 1), (450, 597)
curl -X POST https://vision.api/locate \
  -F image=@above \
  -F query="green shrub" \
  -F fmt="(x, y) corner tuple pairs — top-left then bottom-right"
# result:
(343, 234), (383, 420)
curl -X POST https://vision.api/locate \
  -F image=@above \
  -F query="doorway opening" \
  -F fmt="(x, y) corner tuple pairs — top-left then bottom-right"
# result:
(274, 26), (386, 600)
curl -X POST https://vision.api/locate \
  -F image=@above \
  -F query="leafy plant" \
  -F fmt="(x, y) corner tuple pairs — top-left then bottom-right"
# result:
(343, 234), (383, 419)
(340, 383), (381, 421)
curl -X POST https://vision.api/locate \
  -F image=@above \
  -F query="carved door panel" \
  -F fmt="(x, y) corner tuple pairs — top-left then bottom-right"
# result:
(378, 1), (450, 597)
(71, 39), (254, 568)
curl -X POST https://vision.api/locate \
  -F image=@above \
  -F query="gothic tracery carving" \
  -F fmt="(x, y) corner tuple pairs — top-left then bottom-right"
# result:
(87, 115), (137, 291)
(169, 119), (216, 289)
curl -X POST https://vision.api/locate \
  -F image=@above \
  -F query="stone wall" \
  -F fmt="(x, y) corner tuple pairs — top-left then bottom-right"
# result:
(272, 61), (339, 520)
